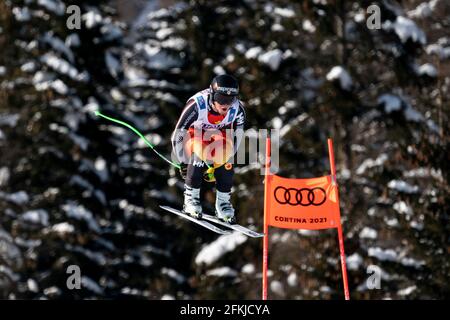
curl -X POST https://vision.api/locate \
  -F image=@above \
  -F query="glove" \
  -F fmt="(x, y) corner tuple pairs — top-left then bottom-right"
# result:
(179, 163), (188, 180)
(203, 167), (216, 183)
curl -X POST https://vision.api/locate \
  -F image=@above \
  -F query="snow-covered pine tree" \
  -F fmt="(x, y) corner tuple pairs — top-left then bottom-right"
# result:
(1, 0), (448, 300)
(157, 0), (449, 299)
(0, 0), (184, 299)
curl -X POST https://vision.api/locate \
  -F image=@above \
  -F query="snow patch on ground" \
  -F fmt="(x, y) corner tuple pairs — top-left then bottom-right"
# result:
(403, 167), (442, 180)
(62, 202), (100, 233)
(21, 209), (49, 226)
(206, 267), (238, 277)
(241, 263), (255, 274)
(398, 285), (417, 296)
(43, 32), (75, 62)
(21, 61), (37, 73)
(143, 45), (182, 70)
(302, 20), (316, 33)
(368, 247), (397, 261)
(273, 7), (295, 18)
(161, 268), (186, 284)
(0, 191), (30, 205)
(105, 51), (121, 78)
(393, 201), (413, 216)
(326, 66), (352, 90)
(41, 53), (89, 82)
(94, 157), (109, 182)
(368, 247), (425, 268)
(0, 167), (10, 186)
(81, 276), (104, 295)
(66, 244), (107, 266)
(0, 113), (20, 127)
(83, 10), (103, 29)
(426, 43), (450, 60)
(384, 217), (400, 227)
(408, 0), (439, 19)
(38, 0), (66, 16)
(51, 222), (75, 234)
(258, 49), (284, 71)
(384, 16), (426, 45)
(32, 71), (69, 95)
(404, 105), (424, 122)
(270, 280), (285, 296)
(347, 253), (364, 270)
(27, 279), (39, 293)
(378, 94), (402, 113)
(66, 34), (80, 47)
(377, 93), (433, 130)
(356, 154), (388, 175)
(195, 232), (247, 266)
(245, 46), (263, 60)
(359, 227), (378, 239)
(12, 7), (31, 21)
(287, 272), (298, 287)
(388, 180), (419, 193)
(414, 63), (437, 77)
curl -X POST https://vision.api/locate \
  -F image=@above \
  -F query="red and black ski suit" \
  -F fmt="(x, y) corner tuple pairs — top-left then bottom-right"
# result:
(171, 88), (246, 192)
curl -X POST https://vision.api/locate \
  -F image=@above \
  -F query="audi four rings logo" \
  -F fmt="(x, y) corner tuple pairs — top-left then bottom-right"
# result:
(274, 187), (327, 206)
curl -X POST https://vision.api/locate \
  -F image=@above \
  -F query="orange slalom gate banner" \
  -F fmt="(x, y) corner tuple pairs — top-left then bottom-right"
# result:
(262, 137), (350, 300)
(267, 174), (340, 230)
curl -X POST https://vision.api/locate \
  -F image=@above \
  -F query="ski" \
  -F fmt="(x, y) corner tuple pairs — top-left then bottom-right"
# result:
(202, 214), (265, 238)
(160, 205), (231, 235)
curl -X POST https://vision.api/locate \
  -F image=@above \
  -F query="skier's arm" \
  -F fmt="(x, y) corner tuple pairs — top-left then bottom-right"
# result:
(171, 99), (198, 164)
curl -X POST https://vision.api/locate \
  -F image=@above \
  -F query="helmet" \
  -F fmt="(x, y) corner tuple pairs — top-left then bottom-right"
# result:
(210, 74), (239, 105)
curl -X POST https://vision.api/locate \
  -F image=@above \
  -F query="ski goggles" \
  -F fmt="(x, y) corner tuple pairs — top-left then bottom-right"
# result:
(213, 92), (237, 105)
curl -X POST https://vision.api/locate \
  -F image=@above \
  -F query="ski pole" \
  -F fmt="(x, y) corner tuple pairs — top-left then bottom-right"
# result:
(95, 111), (216, 179)
(95, 111), (181, 169)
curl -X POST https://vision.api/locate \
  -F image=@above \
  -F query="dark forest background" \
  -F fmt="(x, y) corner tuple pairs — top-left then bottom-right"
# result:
(0, 0), (448, 299)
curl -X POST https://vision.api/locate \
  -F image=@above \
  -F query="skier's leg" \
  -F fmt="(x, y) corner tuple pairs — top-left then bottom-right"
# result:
(214, 162), (236, 223)
(214, 162), (234, 192)
(185, 154), (206, 189)
(183, 154), (206, 218)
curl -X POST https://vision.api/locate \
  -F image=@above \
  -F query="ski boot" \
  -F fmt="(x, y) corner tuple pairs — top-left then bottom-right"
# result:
(183, 185), (202, 219)
(215, 190), (236, 224)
